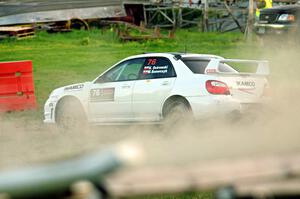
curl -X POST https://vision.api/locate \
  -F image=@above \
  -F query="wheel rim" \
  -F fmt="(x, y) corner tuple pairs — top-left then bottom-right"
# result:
(164, 101), (191, 126)
(56, 99), (86, 129)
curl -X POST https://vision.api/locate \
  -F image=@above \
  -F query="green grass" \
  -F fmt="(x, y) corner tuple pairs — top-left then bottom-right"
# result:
(0, 29), (261, 199)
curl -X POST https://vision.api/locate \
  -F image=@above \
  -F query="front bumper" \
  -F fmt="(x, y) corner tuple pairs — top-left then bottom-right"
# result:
(254, 23), (297, 35)
(43, 98), (57, 124)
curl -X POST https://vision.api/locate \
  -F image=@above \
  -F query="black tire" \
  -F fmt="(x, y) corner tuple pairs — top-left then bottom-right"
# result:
(163, 99), (192, 129)
(70, 19), (89, 30)
(56, 98), (87, 130)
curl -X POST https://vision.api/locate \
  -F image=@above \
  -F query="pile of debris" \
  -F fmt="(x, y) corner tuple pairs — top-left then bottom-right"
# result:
(102, 20), (175, 42)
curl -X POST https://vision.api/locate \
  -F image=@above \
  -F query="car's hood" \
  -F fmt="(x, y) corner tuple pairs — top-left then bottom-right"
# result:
(50, 82), (91, 96)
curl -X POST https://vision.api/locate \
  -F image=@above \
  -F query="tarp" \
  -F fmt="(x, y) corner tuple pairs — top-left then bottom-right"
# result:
(0, 0), (126, 25)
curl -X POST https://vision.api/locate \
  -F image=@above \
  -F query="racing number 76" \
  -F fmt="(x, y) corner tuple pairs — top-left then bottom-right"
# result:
(147, 59), (157, 65)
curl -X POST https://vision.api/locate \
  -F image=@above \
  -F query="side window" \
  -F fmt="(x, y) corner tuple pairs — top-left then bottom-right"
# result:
(99, 63), (124, 83)
(139, 57), (176, 79)
(117, 58), (145, 81)
(95, 58), (145, 83)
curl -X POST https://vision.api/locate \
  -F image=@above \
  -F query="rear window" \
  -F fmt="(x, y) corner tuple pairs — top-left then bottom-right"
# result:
(182, 59), (236, 74)
(182, 60), (208, 74)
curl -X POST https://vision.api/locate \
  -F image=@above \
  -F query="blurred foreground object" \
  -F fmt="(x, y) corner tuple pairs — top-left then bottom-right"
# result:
(1, 142), (300, 199)
(106, 153), (300, 199)
(0, 142), (143, 199)
(0, 60), (37, 112)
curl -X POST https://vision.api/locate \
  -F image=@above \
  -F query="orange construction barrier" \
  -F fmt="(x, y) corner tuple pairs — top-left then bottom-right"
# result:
(0, 60), (37, 112)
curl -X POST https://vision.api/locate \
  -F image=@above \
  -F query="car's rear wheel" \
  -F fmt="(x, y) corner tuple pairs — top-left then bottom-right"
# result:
(163, 99), (192, 129)
(56, 98), (87, 130)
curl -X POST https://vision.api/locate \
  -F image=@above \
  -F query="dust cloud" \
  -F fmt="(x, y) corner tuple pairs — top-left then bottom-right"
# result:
(0, 37), (300, 171)
(141, 40), (300, 166)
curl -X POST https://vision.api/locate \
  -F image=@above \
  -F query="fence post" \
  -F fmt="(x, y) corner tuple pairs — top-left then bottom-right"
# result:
(246, 0), (254, 40)
(202, 0), (209, 32)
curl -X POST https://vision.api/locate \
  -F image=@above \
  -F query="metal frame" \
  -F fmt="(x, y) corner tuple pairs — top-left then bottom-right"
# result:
(144, 4), (177, 28)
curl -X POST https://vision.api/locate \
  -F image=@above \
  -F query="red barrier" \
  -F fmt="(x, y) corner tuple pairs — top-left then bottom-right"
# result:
(0, 60), (37, 112)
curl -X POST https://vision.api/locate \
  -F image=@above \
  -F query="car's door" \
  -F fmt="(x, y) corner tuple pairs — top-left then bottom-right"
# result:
(88, 58), (145, 123)
(132, 57), (177, 121)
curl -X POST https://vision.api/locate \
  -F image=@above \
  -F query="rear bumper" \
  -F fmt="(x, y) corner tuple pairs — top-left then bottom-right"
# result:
(186, 95), (241, 120)
(240, 101), (270, 113)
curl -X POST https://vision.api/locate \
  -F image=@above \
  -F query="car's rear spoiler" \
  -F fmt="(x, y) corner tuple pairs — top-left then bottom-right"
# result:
(205, 58), (270, 76)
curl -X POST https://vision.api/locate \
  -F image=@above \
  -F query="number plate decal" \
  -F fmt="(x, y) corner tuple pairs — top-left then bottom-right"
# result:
(90, 88), (115, 102)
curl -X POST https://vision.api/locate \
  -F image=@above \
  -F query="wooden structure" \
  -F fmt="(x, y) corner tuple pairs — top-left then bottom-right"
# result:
(0, 26), (35, 39)
(125, 0), (249, 32)
(125, 0), (299, 32)
(144, 4), (177, 28)
(100, 20), (175, 41)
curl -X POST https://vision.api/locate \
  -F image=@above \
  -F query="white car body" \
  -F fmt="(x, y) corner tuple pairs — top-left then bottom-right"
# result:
(44, 53), (269, 125)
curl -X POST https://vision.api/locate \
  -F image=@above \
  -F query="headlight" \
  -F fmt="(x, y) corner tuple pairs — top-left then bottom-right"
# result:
(278, 14), (295, 22)
(48, 89), (60, 99)
(48, 91), (59, 99)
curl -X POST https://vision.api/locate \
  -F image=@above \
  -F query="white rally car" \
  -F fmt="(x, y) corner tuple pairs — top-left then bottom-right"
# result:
(44, 53), (269, 126)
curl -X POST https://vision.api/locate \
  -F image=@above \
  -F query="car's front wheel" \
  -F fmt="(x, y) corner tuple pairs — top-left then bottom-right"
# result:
(55, 97), (87, 130)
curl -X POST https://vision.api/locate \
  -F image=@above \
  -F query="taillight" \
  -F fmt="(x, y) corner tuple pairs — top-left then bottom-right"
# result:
(206, 80), (230, 95)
